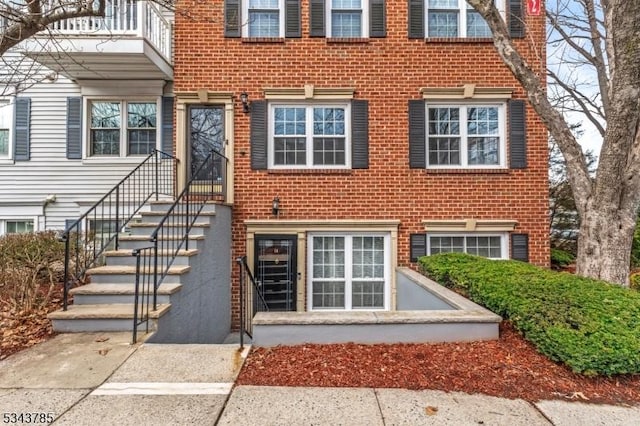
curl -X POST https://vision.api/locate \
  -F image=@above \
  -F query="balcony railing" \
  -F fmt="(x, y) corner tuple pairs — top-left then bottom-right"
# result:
(48, 0), (171, 60)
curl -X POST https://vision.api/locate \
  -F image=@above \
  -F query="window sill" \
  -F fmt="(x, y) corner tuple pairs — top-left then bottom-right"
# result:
(326, 38), (370, 44)
(242, 37), (286, 43)
(424, 168), (510, 174)
(0, 158), (15, 165)
(81, 157), (150, 165)
(267, 169), (354, 175)
(424, 37), (495, 43)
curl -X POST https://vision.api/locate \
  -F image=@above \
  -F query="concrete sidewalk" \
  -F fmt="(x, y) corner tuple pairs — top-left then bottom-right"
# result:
(0, 333), (638, 425)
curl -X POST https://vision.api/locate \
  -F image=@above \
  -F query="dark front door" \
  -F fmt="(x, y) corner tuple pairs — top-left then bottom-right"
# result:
(188, 105), (224, 181)
(255, 235), (297, 311)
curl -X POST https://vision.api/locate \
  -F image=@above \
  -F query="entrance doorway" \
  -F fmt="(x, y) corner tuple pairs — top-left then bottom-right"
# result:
(254, 235), (297, 311)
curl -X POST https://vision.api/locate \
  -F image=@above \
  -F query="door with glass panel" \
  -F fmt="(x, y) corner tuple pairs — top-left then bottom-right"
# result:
(188, 106), (224, 185)
(254, 236), (297, 311)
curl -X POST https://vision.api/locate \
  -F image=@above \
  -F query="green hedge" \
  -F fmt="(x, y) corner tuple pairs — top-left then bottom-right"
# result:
(419, 253), (640, 376)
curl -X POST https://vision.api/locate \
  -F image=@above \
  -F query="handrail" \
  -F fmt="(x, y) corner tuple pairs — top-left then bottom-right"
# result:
(61, 149), (177, 311)
(237, 255), (269, 349)
(132, 149), (227, 342)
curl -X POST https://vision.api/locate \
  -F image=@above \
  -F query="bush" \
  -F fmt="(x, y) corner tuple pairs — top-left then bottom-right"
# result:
(419, 253), (640, 376)
(0, 232), (66, 312)
(550, 248), (574, 268)
(630, 273), (640, 291)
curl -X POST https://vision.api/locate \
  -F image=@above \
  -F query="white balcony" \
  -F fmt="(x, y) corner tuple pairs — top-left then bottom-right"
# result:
(22, 0), (173, 81)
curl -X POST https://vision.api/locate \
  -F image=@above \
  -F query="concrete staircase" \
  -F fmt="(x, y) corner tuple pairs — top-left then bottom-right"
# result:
(49, 201), (218, 335)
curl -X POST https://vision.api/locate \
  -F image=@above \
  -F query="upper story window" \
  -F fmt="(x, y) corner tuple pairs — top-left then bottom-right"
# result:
(328, 0), (367, 38)
(268, 103), (350, 169)
(427, 0), (498, 37)
(0, 99), (11, 158)
(408, 0), (508, 39)
(427, 104), (505, 168)
(89, 100), (158, 157)
(245, 0), (284, 37)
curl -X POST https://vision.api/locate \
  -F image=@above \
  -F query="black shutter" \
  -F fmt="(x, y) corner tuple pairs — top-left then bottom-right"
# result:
(408, 0), (424, 39)
(285, 0), (301, 37)
(224, 0), (241, 38)
(13, 97), (30, 161)
(408, 100), (426, 168)
(509, 99), (526, 169)
(370, 0), (386, 37)
(410, 233), (427, 262)
(351, 100), (369, 169)
(511, 233), (529, 262)
(161, 96), (174, 154)
(509, 0), (525, 38)
(309, 0), (325, 37)
(66, 97), (82, 160)
(250, 100), (268, 170)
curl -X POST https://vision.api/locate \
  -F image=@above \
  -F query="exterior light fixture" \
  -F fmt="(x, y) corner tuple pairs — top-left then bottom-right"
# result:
(240, 92), (250, 113)
(272, 196), (280, 217)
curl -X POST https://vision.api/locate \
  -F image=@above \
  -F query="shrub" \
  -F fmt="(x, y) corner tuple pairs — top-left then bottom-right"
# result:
(550, 248), (574, 268)
(419, 253), (640, 376)
(631, 273), (640, 291)
(0, 231), (66, 312)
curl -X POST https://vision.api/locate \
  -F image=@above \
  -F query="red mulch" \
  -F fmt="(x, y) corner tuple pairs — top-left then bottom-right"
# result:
(237, 322), (640, 406)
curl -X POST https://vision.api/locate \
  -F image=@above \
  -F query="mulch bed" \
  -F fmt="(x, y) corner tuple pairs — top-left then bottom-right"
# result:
(237, 322), (640, 406)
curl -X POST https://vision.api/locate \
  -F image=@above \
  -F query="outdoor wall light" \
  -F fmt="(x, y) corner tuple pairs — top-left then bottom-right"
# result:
(240, 92), (250, 113)
(272, 196), (280, 217)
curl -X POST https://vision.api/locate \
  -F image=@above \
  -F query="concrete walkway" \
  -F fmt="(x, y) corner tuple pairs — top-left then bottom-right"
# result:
(0, 333), (638, 425)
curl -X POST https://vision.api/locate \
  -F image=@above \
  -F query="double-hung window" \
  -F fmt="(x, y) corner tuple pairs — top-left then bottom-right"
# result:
(246, 0), (283, 37)
(89, 100), (157, 157)
(0, 99), (11, 158)
(328, 0), (367, 37)
(428, 234), (507, 259)
(427, 103), (505, 168)
(427, 0), (498, 38)
(269, 103), (350, 168)
(309, 233), (390, 310)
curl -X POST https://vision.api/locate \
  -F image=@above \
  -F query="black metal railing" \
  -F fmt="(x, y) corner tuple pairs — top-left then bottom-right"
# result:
(237, 255), (269, 348)
(132, 149), (227, 342)
(61, 149), (177, 310)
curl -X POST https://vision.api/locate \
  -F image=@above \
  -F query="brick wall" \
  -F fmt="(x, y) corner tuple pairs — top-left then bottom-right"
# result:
(174, 1), (549, 325)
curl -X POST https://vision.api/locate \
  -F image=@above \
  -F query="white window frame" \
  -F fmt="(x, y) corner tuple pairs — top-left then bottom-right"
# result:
(85, 97), (160, 159)
(427, 232), (508, 259)
(268, 101), (351, 169)
(425, 0), (505, 38)
(243, 0), (285, 38)
(425, 102), (506, 169)
(0, 98), (13, 160)
(326, 0), (369, 38)
(0, 218), (36, 235)
(307, 232), (391, 311)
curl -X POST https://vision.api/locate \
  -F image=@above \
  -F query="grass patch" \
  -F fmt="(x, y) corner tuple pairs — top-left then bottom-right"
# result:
(419, 253), (640, 376)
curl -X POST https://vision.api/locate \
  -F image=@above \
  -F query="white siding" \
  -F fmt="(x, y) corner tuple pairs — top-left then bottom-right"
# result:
(0, 61), (170, 231)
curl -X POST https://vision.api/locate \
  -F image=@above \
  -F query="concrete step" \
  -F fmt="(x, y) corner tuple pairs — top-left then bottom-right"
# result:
(117, 234), (205, 250)
(128, 222), (210, 237)
(149, 200), (217, 213)
(104, 248), (199, 267)
(138, 210), (215, 225)
(49, 303), (170, 332)
(70, 283), (182, 305)
(87, 265), (190, 285)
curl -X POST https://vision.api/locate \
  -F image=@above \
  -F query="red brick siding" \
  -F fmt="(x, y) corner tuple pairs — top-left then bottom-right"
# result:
(174, 1), (549, 326)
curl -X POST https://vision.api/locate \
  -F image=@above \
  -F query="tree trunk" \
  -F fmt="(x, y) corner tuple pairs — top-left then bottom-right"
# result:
(576, 207), (636, 286)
